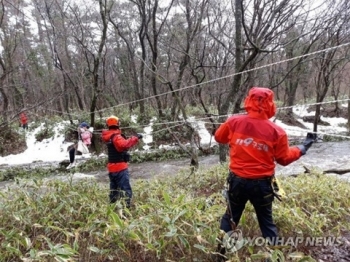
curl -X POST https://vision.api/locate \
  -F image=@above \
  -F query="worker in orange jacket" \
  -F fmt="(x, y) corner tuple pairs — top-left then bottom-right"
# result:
(214, 87), (316, 258)
(19, 111), (28, 130)
(101, 116), (142, 209)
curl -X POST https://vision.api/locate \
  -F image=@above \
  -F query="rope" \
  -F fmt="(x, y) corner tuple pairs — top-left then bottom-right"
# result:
(51, 97), (350, 140)
(29, 41), (350, 119)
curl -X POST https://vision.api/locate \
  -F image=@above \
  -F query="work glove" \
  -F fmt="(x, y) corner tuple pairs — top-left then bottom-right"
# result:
(297, 132), (317, 155)
(136, 133), (143, 139)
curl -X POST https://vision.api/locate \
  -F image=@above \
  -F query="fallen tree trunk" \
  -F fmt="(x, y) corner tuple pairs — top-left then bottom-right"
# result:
(288, 166), (350, 177)
(322, 169), (350, 175)
(303, 166), (350, 175)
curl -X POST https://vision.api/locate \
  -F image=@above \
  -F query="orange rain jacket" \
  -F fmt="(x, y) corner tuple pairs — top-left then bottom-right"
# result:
(101, 129), (139, 173)
(215, 87), (302, 179)
(20, 113), (28, 125)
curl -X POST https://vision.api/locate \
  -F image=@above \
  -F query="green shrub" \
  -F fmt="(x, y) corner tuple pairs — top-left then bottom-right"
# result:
(321, 133), (349, 142)
(0, 165), (349, 261)
(0, 128), (27, 156)
(34, 124), (55, 142)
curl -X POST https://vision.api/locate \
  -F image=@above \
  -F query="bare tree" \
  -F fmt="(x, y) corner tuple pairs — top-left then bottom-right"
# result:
(208, 0), (307, 162)
(32, 0), (86, 121)
(0, 0), (27, 127)
(311, 0), (350, 132)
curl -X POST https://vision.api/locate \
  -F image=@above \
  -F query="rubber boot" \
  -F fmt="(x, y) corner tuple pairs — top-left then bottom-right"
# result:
(213, 243), (226, 262)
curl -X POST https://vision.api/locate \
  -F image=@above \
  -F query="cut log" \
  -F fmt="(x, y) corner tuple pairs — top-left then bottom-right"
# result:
(290, 165), (350, 176)
(323, 169), (350, 175)
(302, 115), (320, 123)
(301, 115), (330, 126)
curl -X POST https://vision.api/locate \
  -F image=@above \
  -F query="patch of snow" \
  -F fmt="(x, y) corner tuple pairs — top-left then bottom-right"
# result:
(1, 106), (349, 167)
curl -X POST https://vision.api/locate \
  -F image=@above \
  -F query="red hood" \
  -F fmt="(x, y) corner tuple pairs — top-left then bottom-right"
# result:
(101, 129), (121, 142)
(244, 87), (276, 119)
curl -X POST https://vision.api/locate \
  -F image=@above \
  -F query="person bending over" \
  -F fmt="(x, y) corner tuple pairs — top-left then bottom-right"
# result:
(66, 122), (92, 169)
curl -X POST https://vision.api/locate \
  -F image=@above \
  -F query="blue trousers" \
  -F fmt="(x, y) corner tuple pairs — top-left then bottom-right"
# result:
(220, 174), (278, 241)
(109, 169), (132, 208)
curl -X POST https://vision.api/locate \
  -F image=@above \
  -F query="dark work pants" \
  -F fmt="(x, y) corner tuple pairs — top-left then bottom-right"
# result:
(220, 175), (278, 241)
(109, 169), (132, 208)
(69, 147), (76, 163)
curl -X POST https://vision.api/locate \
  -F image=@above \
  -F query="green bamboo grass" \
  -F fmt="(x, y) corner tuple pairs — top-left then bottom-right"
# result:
(0, 164), (349, 261)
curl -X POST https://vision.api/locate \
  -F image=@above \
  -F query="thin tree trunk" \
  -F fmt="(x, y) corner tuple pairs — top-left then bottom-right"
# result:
(218, 0), (243, 163)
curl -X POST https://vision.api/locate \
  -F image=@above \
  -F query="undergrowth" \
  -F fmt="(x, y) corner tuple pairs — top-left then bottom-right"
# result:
(0, 164), (349, 261)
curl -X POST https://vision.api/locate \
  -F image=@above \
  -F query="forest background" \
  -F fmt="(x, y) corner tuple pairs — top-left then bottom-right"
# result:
(1, 0), (350, 153)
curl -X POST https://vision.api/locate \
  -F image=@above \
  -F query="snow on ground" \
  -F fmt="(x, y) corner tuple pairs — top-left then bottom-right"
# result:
(0, 105), (349, 167)
(275, 104), (349, 138)
(0, 122), (95, 166)
(0, 123), (69, 165)
(142, 117), (155, 150)
(188, 116), (213, 145)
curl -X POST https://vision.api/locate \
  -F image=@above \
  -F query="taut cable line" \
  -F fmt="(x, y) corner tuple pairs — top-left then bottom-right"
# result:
(89, 42), (350, 115)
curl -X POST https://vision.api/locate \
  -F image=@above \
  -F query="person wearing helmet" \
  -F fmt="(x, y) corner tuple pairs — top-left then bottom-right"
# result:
(66, 122), (93, 169)
(214, 87), (317, 260)
(101, 116), (143, 209)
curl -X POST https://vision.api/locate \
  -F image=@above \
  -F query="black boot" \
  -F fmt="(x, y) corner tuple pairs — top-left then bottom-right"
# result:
(212, 243), (226, 262)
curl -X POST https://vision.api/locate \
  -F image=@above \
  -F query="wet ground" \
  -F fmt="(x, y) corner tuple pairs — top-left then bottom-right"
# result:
(275, 140), (350, 180)
(68, 154), (221, 184)
(1, 140), (350, 187)
(132, 140), (350, 181)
